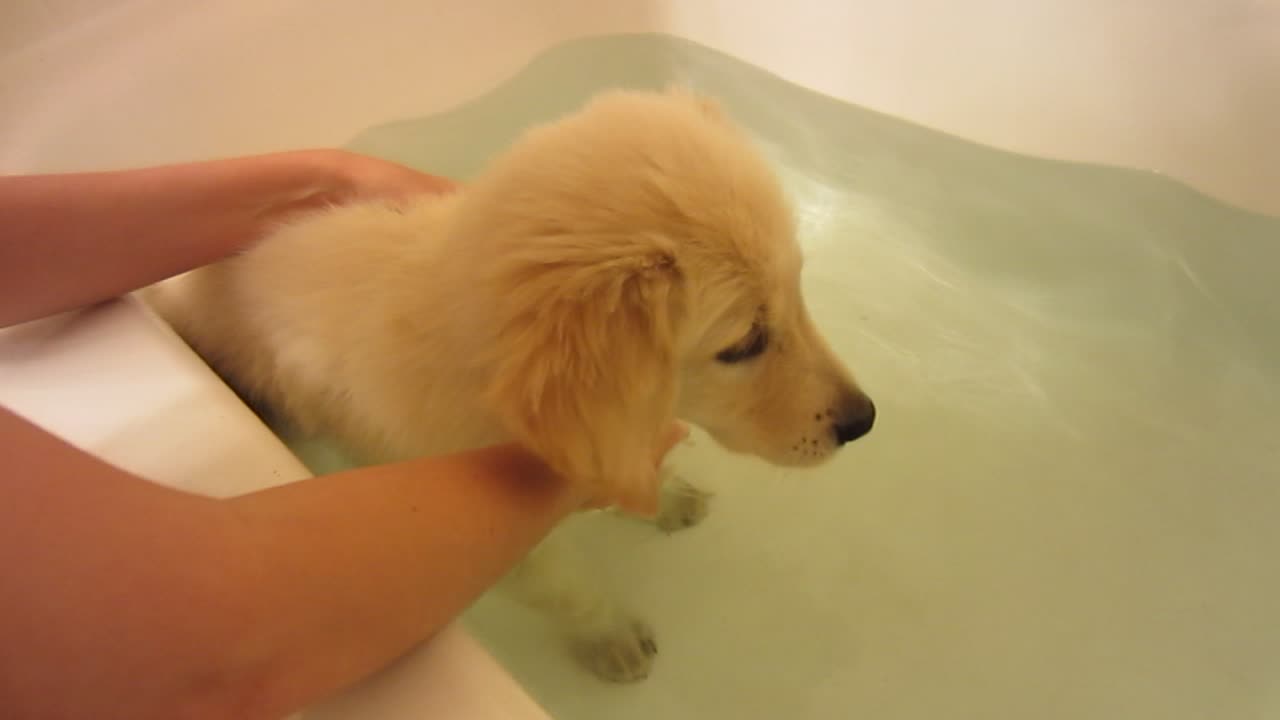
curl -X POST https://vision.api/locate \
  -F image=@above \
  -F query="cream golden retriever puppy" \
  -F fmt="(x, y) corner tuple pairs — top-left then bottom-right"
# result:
(148, 88), (875, 682)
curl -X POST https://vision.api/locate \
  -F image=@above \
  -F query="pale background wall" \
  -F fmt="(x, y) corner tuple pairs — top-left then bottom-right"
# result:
(3, 0), (1277, 215)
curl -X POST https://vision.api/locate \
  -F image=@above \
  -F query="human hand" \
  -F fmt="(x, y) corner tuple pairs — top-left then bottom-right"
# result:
(578, 421), (691, 516)
(327, 149), (458, 202)
(261, 150), (458, 222)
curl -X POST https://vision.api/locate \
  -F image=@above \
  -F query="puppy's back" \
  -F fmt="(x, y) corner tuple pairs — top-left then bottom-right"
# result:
(147, 193), (478, 457)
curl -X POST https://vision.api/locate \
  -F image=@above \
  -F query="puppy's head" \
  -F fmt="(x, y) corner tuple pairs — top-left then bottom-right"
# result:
(467, 89), (874, 512)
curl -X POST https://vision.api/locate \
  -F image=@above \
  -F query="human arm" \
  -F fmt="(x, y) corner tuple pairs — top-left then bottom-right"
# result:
(0, 150), (453, 328)
(0, 149), (685, 717)
(0, 405), (688, 719)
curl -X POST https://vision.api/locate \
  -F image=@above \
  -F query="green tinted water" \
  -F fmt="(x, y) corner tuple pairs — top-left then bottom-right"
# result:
(340, 34), (1279, 720)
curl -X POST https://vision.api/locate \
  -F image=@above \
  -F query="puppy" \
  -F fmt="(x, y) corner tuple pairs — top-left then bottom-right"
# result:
(147, 88), (875, 682)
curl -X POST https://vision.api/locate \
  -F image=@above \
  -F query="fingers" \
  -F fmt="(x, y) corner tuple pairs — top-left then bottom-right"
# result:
(333, 150), (458, 203)
(625, 421), (689, 515)
(374, 166), (457, 198)
(653, 421), (690, 465)
(616, 482), (662, 518)
(583, 422), (690, 515)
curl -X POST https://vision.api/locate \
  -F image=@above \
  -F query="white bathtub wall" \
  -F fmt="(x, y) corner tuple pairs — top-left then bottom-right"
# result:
(663, 0), (1280, 217)
(3, 0), (1277, 215)
(0, 0), (661, 170)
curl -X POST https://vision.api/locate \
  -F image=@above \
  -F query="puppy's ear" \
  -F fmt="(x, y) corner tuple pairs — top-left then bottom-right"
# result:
(486, 234), (683, 515)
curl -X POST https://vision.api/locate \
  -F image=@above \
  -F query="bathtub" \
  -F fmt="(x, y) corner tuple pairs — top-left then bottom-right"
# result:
(3, 2), (1278, 719)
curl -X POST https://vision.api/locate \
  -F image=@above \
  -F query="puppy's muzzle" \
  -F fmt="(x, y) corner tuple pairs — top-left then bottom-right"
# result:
(833, 394), (876, 446)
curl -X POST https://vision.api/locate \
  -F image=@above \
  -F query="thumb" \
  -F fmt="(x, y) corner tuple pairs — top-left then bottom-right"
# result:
(621, 421), (691, 517)
(653, 421), (690, 466)
(577, 421), (691, 515)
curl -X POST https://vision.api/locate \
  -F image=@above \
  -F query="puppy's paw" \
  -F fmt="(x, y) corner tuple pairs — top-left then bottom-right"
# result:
(571, 620), (658, 683)
(655, 476), (713, 533)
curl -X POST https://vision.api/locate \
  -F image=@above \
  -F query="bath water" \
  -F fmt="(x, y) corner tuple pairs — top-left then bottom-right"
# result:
(314, 33), (1279, 720)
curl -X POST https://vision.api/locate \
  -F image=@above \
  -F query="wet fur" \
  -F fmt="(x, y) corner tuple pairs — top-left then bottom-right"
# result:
(147, 89), (873, 681)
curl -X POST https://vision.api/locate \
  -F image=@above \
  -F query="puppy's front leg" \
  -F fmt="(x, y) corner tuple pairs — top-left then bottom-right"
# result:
(652, 465), (713, 533)
(500, 530), (657, 682)
(601, 466), (712, 532)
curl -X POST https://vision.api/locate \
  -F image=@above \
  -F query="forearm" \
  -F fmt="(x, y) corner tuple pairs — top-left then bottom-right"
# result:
(0, 151), (352, 328)
(222, 445), (585, 717)
(0, 407), (583, 719)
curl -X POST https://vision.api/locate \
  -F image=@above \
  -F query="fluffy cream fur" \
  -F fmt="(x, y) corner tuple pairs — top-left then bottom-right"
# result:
(147, 88), (874, 681)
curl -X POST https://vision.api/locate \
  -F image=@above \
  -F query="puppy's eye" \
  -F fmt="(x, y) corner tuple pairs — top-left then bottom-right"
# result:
(716, 324), (769, 364)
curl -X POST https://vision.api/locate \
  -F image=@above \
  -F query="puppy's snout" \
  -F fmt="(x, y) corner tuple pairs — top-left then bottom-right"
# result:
(833, 395), (876, 446)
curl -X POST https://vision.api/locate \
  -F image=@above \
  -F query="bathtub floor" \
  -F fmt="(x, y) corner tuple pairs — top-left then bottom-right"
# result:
(326, 35), (1280, 720)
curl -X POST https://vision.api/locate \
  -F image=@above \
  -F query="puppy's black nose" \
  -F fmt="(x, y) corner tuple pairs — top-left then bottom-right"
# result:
(833, 399), (876, 446)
